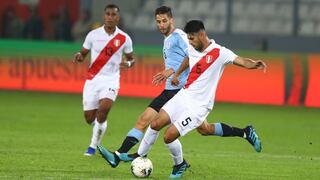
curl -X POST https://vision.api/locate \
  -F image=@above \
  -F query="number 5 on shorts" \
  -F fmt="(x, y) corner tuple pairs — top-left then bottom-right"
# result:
(181, 117), (192, 127)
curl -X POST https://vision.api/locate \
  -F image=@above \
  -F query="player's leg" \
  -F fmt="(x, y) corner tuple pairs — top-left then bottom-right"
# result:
(85, 84), (117, 156)
(98, 108), (156, 167)
(164, 124), (182, 164)
(105, 90), (178, 162)
(165, 122), (190, 178)
(162, 93), (199, 178)
(93, 86), (118, 147)
(196, 120), (244, 137)
(82, 81), (98, 126)
(116, 90), (177, 154)
(86, 98), (113, 156)
(196, 120), (262, 152)
(83, 81), (100, 156)
(164, 111), (216, 178)
(98, 109), (171, 168)
(137, 109), (171, 156)
(84, 110), (97, 125)
(116, 107), (157, 155)
(117, 109), (171, 160)
(83, 110), (97, 155)
(93, 98), (113, 143)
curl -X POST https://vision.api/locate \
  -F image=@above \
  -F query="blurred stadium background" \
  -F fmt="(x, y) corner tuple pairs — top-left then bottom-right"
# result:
(1, 0), (320, 51)
(1, 0), (320, 106)
(0, 0), (319, 179)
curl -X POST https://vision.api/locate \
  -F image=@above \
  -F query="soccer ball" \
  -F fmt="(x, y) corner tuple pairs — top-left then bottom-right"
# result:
(131, 157), (153, 178)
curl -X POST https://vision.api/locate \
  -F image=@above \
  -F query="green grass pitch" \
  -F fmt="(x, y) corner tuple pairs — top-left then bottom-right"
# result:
(0, 90), (319, 179)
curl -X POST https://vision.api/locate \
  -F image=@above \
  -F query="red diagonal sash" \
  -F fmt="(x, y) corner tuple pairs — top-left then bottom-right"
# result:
(86, 33), (126, 80)
(184, 48), (220, 88)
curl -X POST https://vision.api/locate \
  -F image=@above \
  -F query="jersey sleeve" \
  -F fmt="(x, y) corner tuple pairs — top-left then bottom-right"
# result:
(123, 35), (133, 54)
(220, 46), (237, 65)
(83, 31), (93, 50)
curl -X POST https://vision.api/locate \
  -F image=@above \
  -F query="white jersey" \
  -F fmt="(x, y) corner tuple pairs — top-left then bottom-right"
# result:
(83, 25), (133, 88)
(181, 40), (237, 110)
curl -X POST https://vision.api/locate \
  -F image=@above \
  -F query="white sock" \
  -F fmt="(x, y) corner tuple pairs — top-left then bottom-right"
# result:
(166, 139), (183, 165)
(137, 126), (159, 157)
(89, 120), (107, 148)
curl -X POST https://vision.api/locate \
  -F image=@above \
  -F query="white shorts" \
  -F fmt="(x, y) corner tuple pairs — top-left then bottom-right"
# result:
(162, 91), (210, 136)
(82, 80), (119, 111)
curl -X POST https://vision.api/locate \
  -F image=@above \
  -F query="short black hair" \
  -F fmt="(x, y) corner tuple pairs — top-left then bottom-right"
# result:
(104, 4), (120, 12)
(184, 20), (205, 33)
(154, 6), (172, 18)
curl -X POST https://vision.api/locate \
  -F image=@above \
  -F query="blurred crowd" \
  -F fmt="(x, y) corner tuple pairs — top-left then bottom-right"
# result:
(1, 6), (94, 42)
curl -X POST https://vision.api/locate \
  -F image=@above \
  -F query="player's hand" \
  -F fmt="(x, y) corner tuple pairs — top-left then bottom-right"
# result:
(255, 60), (267, 73)
(73, 52), (84, 63)
(120, 59), (135, 69)
(152, 68), (174, 86)
(171, 75), (180, 87)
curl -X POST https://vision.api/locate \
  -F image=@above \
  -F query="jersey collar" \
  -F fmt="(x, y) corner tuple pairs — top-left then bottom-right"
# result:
(102, 25), (119, 37)
(202, 39), (216, 54)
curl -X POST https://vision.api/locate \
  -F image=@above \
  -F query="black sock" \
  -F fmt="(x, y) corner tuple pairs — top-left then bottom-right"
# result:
(221, 123), (244, 137)
(117, 136), (139, 153)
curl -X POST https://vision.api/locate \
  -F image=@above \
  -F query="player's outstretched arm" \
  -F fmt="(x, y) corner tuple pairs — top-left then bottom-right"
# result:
(171, 57), (189, 86)
(120, 52), (135, 68)
(233, 56), (267, 72)
(73, 48), (89, 63)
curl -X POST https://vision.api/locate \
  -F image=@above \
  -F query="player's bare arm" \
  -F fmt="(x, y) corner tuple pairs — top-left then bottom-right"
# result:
(73, 48), (89, 63)
(152, 68), (175, 86)
(233, 56), (267, 72)
(120, 52), (135, 68)
(171, 57), (189, 86)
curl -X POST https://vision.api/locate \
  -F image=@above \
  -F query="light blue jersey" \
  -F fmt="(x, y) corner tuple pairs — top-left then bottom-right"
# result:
(163, 29), (189, 90)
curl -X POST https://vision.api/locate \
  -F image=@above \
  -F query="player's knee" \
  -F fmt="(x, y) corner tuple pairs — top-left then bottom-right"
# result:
(163, 132), (174, 144)
(98, 106), (110, 114)
(97, 108), (110, 119)
(150, 120), (161, 131)
(84, 113), (95, 124)
(197, 127), (209, 136)
(135, 114), (151, 131)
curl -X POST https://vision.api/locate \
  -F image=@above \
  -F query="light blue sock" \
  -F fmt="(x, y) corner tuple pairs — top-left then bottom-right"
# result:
(214, 123), (223, 136)
(127, 128), (144, 141)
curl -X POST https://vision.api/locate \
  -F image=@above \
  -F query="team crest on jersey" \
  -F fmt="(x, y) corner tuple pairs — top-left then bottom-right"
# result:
(206, 55), (213, 63)
(114, 39), (120, 47)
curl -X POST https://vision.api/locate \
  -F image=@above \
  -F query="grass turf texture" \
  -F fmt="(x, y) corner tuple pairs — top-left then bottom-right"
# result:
(0, 90), (319, 179)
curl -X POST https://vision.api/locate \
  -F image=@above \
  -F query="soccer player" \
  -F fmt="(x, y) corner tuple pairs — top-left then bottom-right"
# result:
(134, 20), (266, 178)
(73, 4), (135, 156)
(98, 6), (263, 170)
(97, 5), (190, 165)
